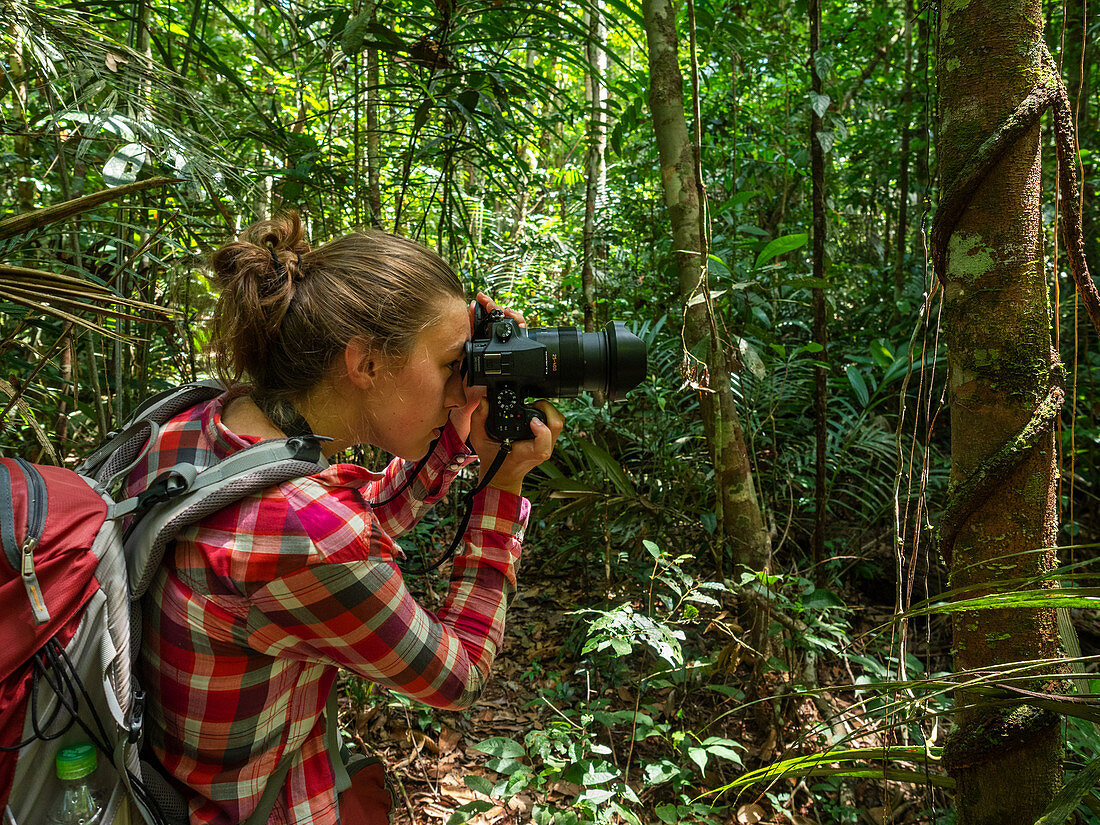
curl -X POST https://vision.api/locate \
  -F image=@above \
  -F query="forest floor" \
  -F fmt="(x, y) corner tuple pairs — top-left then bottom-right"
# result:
(336, 551), (975, 825)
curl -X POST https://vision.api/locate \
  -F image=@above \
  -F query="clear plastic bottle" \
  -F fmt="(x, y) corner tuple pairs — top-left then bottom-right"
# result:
(46, 744), (104, 825)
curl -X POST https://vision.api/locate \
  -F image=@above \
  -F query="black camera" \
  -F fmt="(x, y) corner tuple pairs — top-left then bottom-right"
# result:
(464, 306), (647, 441)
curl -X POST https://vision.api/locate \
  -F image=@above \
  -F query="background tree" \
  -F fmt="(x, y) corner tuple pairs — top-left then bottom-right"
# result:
(3, 0), (1100, 822)
(934, 0), (1066, 820)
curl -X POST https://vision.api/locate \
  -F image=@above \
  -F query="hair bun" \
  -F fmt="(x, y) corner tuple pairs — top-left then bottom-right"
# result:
(207, 211), (313, 378)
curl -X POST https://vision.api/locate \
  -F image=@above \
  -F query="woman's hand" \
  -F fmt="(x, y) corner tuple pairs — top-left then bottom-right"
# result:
(449, 292), (527, 443)
(468, 290), (527, 333)
(468, 399), (564, 495)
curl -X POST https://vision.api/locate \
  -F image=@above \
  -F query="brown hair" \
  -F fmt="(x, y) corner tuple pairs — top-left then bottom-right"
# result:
(207, 211), (464, 404)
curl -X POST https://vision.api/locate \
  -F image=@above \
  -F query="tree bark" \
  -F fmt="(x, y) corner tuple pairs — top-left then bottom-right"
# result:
(582, 1), (607, 334)
(937, 0), (1064, 819)
(641, 0), (770, 582)
(1062, 0), (1096, 275)
(892, 0), (914, 311)
(365, 2), (383, 226)
(809, 0), (828, 583)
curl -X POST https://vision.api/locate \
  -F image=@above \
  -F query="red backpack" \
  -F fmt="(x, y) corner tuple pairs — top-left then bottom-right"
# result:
(0, 382), (326, 825)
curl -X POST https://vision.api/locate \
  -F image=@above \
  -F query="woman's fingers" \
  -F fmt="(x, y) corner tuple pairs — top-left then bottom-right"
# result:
(469, 400), (563, 494)
(475, 291), (527, 328)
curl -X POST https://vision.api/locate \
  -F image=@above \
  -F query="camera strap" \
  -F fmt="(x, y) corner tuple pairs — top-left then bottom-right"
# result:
(253, 393), (316, 440)
(403, 440), (513, 576)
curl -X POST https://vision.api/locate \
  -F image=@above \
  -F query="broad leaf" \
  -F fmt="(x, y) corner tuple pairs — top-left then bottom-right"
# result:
(755, 233), (808, 269)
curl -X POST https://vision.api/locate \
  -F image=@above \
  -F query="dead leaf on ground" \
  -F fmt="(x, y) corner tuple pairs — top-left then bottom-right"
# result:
(736, 803), (766, 823)
(408, 729), (439, 755)
(438, 726), (463, 753)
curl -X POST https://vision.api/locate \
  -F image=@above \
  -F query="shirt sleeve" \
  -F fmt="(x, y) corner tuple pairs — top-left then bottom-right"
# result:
(245, 486), (530, 710)
(365, 421), (478, 539)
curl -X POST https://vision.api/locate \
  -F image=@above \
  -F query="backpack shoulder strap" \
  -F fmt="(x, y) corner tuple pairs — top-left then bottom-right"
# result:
(118, 436), (328, 599)
(78, 380), (228, 486)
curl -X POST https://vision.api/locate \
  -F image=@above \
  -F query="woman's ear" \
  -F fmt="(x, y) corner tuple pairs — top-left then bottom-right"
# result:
(344, 335), (381, 389)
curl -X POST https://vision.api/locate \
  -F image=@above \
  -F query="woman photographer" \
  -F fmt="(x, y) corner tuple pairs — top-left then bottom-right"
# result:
(126, 212), (562, 825)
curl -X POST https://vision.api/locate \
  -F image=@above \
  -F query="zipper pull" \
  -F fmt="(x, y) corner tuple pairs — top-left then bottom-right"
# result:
(21, 536), (50, 625)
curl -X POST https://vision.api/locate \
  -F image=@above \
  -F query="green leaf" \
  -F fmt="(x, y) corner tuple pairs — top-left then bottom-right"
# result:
(846, 364), (870, 408)
(644, 760), (683, 786)
(541, 476), (602, 495)
(610, 801), (643, 825)
(701, 737), (745, 766)
(455, 89), (480, 113)
(102, 142), (147, 187)
(413, 99), (433, 131)
(809, 91), (831, 117)
(565, 759), (619, 786)
(655, 803), (679, 823)
(474, 736), (526, 760)
(710, 746), (951, 796)
(688, 745), (709, 774)
(726, 189), (760, 208)
(485, 756), (525, 776)
(578, 787), (616, 806)
(755, 233), (808, 269)
(464, 775), (494, 796)
(575, 439), (635, 496)
(802, 588), (845, 610)
(446, 800), (494, 825)
(1036, 754), (1100, 823)
(610, 636), (633, 656)
(340, 8), (372, 56)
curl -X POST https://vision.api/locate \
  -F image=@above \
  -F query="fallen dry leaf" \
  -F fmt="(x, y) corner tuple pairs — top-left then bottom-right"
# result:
(736, 803), (766, 824)
(438, 726), (463, 753)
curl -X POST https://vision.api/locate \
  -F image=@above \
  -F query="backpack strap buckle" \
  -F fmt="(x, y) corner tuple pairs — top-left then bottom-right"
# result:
(128, 689), (145, 744)
(117, 465), (199, 531)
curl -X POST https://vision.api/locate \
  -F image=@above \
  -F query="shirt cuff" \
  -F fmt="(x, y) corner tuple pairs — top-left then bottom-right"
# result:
(469, 485), (530, 543)
(437, 421), (479, 474)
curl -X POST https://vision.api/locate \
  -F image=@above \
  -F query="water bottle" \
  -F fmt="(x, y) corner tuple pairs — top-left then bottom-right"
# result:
(46, 744), (104, 825)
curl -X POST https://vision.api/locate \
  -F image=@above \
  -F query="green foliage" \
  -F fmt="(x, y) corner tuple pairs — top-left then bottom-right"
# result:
(3, 0), (1099, 820)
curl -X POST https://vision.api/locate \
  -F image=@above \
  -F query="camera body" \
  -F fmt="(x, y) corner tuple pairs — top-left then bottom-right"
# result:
(464, 306), (647, 442)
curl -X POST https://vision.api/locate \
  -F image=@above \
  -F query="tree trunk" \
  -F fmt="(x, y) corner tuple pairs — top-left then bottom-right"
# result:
(10, 35), (35, 230)
(912, 6), (931, 252)
(892, 0), (914, 311)
(808, 0), (828, 583)
(365, 2), (382, 226)
(641, 0), (770, 581)
(1062, 0), (1096, 275)
(937, 0), (1064, 820)
(582, 1), (607, 334)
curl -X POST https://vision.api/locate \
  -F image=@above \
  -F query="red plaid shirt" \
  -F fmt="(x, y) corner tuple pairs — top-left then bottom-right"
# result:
(126, 392), (529, 825)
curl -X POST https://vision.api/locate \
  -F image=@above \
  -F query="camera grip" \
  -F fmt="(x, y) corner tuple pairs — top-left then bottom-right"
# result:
(486, 386), (542, 442)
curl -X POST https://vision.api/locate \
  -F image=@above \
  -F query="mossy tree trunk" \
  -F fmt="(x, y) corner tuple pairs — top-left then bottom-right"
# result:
(582, 0), (607, 334)
(640, 0), (770, 582)
(937, 0), (1064, 820)
(808, 0), (828, 582)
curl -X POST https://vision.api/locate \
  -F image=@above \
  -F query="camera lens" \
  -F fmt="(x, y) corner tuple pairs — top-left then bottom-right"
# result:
(527, 322), (647, 400)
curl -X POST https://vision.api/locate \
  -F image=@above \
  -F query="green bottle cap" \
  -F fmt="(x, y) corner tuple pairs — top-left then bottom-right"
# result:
(55, 743), (97, 780)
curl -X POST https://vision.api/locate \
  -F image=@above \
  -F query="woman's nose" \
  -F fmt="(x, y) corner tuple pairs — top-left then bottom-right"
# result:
(445, 371), (467, 408)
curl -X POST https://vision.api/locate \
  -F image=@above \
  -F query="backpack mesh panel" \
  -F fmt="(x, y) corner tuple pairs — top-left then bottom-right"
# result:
(129, 461), (325, 599)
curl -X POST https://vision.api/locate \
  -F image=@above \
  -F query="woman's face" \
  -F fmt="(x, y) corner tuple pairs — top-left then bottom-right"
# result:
(362, 296), (470, 460)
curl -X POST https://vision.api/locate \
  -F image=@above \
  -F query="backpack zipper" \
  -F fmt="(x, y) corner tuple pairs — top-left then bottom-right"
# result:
(13, 457), (50, 625)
